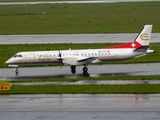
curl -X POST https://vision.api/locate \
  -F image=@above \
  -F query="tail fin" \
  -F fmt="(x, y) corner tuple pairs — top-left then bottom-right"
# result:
(134, 25), (152, 51)
(104, 25), (152, 50)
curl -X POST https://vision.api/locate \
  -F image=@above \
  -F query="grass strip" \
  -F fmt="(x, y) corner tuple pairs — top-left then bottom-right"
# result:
(0, 84), (160, 94)
(0, 2), (160, 34)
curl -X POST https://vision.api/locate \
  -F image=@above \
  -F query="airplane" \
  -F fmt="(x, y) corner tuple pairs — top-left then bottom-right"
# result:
(5, 25), (154, 76)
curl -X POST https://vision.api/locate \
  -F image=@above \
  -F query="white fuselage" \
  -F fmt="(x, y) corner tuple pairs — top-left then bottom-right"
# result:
(5, 48), (147, 66)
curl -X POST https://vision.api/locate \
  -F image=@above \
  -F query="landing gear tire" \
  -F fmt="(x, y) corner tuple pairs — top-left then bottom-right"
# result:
(83, 66), (88, 72)
(83, 66), (88, 75)
(15, 67), (19, 76)
(71, 66), (76, 74)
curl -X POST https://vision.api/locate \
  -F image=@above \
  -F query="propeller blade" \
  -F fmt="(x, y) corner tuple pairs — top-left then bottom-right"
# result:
(57, 50), (62, 60)
(58, 50), (61, 57)
(57, 50), (63, 68)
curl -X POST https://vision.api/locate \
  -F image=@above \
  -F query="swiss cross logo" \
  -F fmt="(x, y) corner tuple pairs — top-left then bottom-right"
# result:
(131, 43), (136, 47)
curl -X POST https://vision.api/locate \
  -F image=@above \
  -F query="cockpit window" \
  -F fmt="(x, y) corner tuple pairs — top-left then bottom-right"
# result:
(13, 55), (18, 58)
(18, 55), (22, 57)
(13, 54), (22, 58)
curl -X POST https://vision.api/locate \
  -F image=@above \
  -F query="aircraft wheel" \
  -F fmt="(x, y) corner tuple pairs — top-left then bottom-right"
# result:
(71, 66), (76, 70)
(71, 69), (76, 74)
(15, 67), (19, 76)
(71, 66), (76, 74)
(15, 70), (19, 76)
(83, 66), (88, 72)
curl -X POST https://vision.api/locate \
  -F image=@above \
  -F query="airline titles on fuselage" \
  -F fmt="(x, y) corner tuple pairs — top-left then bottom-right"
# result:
(18, 50), (111, 62)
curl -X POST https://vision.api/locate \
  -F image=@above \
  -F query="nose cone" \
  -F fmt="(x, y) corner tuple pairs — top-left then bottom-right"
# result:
(5, 58), (19, 68)
(5, 58), (13, 65)
(5, 59), (10, 64)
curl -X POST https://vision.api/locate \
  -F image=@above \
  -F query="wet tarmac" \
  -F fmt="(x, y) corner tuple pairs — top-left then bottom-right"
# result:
(7, 72), (129, 80)
(1, 94), (160, 120)
(0, 63), (160, 81)
(12, 80), (160, 85)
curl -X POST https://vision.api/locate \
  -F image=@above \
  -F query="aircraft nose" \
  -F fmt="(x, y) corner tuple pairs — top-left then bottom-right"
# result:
(5, 58), (13, 65)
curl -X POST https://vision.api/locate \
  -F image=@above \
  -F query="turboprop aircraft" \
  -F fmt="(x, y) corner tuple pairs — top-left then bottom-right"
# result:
(5, 25), (154, 76)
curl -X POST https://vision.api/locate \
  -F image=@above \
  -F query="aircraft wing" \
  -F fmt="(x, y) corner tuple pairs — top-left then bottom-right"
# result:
(62, 56), (98, 66)
(77, 57), (97, 63)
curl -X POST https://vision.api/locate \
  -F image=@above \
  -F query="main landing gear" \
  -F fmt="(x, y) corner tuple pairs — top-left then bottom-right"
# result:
(83, 65), (88, 74)
(71, 65), (76, 74)
(15, 67), (19, 76)
(70, 65), (88, 74)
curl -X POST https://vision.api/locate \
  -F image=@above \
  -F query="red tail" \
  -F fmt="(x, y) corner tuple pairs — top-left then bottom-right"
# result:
(103, 41), (142, 49)
(104, 25), (152, 50)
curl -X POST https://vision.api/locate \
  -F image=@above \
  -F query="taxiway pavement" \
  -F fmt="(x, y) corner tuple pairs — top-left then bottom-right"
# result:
(0, 33), (159, 44)
(0, 94), (160, 120)
(0, 63), (160, 80)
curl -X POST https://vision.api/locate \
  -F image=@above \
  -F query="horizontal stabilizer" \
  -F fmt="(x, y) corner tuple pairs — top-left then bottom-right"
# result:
(134, 49), (146, 52)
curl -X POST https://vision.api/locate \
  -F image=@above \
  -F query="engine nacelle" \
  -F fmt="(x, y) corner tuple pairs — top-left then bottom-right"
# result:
(63, 56), (88, 66)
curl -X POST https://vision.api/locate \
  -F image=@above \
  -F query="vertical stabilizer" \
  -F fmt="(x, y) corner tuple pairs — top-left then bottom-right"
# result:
(103, 25), (152, 50)
(134, 25), (152, 50)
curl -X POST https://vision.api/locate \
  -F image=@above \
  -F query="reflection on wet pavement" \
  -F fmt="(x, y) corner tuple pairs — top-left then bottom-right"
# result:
(7, 72), (133, 80)
(1, 94), (159, 120)
(12, 80), (160, 85)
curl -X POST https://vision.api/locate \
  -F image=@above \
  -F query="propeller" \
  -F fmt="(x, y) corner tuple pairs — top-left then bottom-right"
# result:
(57, 50), (62, 60)
(57, 50), (63, 68)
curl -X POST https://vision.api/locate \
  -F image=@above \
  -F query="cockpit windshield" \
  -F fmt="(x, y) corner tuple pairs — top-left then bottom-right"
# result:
(13, 54), (22, 58)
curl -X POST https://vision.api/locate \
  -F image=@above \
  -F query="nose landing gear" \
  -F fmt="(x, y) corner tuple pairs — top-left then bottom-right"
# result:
(15, 67), (19, 76)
